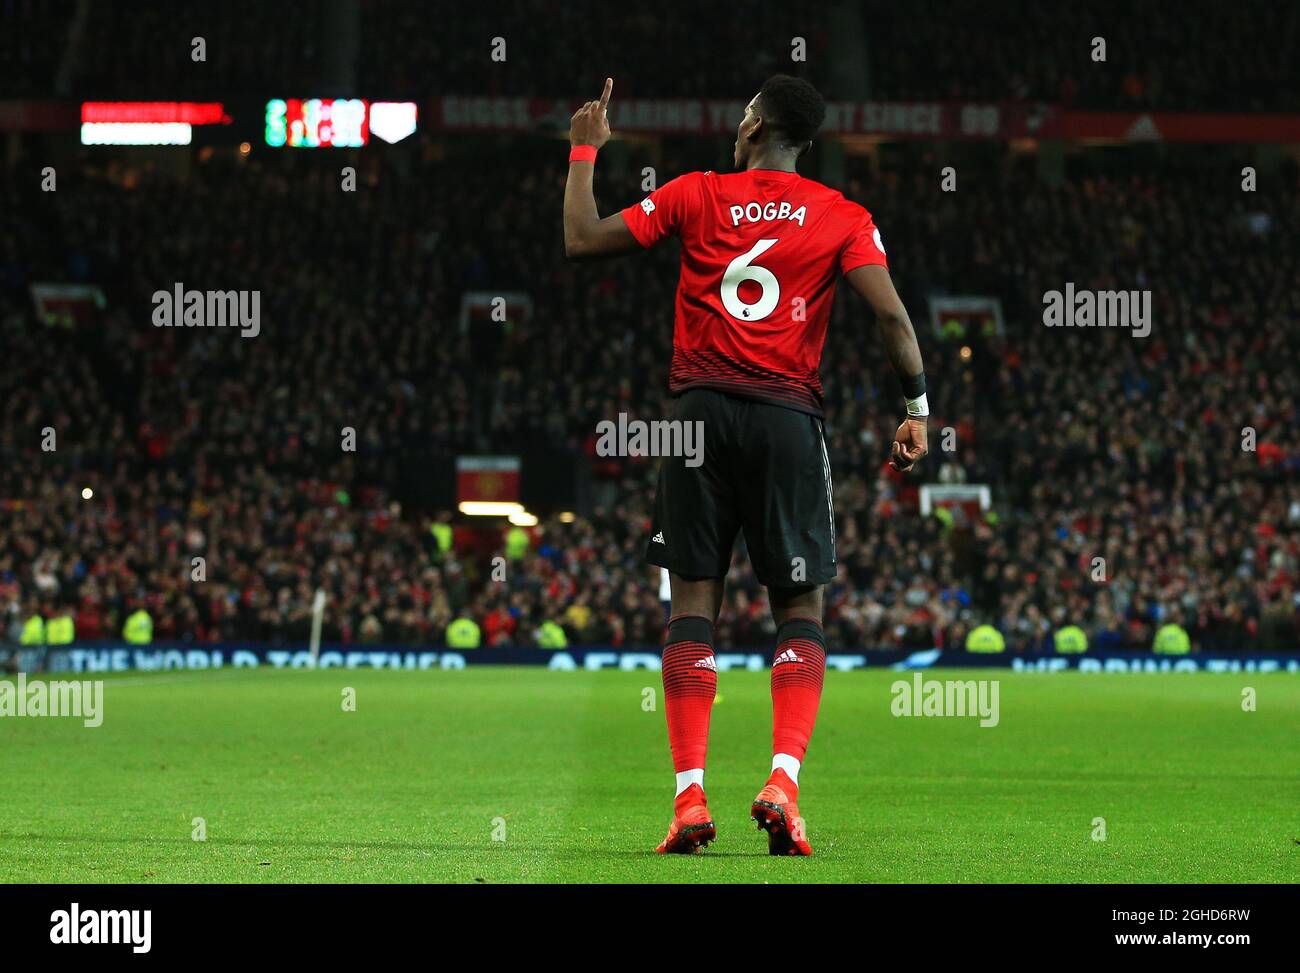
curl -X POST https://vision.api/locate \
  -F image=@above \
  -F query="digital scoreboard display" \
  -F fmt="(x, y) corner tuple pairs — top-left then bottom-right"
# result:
(80, 102), (229, 145)
(265, 99), (369, 148)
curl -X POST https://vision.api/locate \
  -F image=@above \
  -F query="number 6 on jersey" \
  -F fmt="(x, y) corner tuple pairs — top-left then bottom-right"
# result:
(721, 238), (780, 321)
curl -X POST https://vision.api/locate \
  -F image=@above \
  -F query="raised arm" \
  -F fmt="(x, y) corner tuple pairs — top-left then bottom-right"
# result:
(564, 77), (639, 259)
(845, 263), (930, 472)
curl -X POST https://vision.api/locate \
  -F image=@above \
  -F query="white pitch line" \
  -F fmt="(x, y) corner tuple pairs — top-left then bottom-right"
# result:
(95, 670), (270, 689)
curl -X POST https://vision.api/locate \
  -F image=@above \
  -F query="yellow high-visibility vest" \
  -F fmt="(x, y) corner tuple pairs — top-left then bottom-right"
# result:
(537, 620), (567, 649)
(46, 615), (75, 645)
(505, 526), (529, 561)
(20, 615), (45, 645)
(1054, 625), (1088, 654)
(1153, 623), (1191, 655)
(123, 609), (153, 644)
(446, 617), (481, 649)
(965, 624), (1006, 653)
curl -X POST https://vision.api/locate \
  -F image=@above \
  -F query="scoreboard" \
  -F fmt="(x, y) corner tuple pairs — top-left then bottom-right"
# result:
(263, 99), (418, 147)
(265, 98), (369, 148)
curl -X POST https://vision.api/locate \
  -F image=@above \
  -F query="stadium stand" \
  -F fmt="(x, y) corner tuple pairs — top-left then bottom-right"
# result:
(1, 1), (1297, 654)
(3, 139), (1296, 651)
(4, 0), (1295, 109)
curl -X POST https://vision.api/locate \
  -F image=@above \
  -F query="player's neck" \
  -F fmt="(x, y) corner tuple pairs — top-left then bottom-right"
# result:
(745, 150), (799, 174)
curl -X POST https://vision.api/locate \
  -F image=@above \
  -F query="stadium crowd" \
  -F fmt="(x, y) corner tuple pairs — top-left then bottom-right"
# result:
(2, 131), (1297, 653)
(3, 0), (1295, 110)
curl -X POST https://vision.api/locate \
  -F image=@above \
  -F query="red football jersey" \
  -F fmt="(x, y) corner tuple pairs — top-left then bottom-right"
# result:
(621, 168), (887, 415)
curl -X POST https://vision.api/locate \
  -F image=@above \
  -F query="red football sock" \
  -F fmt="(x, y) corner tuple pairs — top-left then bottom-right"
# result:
(771, 619), (826, 761)
(661, 615), (717, 773)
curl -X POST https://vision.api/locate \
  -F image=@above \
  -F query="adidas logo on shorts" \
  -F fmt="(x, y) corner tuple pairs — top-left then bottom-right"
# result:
(774, 647), (804, 665)
(651, 531), (665, 544)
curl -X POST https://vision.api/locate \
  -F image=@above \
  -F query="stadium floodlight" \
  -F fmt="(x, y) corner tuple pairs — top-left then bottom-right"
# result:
(458, 501), (523, 517)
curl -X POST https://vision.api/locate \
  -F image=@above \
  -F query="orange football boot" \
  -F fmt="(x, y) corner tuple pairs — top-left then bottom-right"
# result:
(751, 767), (813, 856)
(655, 783), (716, 854)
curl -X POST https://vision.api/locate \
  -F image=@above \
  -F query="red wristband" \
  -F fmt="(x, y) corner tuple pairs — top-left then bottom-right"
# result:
(569, 145), (598, 164)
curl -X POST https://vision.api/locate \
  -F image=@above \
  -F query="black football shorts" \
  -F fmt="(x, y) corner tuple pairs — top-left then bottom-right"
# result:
(645, 388), (836, 588)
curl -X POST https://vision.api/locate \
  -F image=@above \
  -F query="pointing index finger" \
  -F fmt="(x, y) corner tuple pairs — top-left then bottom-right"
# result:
(598, 77), (613, 111)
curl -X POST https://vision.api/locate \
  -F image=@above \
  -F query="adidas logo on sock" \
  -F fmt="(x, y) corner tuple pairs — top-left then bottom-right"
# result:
(651, 532), (665, 544)
(693, 655), (716, 671)
(774, 647), (804, 665)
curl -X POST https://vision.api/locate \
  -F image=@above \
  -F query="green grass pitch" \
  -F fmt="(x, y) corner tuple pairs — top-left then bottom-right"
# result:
(1, 667), (1296, 883)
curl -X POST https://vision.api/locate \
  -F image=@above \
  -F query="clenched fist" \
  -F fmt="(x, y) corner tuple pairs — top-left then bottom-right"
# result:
(889, 417), (928, 472)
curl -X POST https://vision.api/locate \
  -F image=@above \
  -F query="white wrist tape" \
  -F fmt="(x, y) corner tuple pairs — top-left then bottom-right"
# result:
(905, 393), (929, 418)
